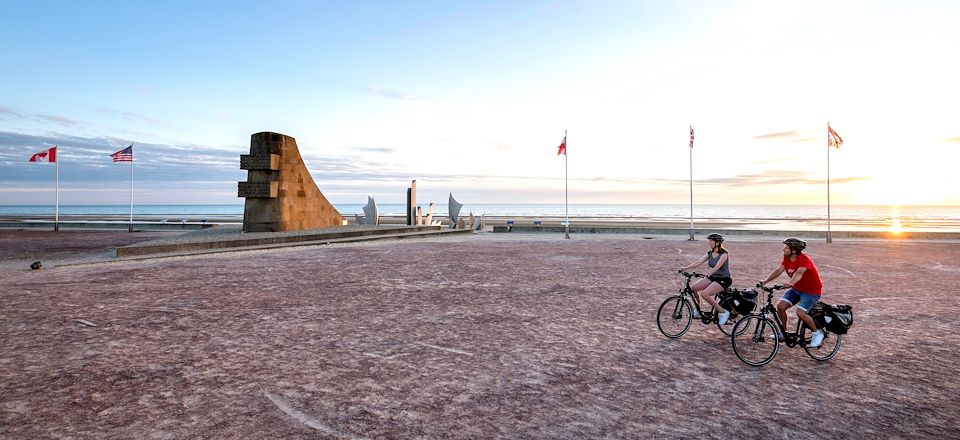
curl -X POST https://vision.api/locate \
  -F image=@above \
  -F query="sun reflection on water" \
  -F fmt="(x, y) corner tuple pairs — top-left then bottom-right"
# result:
(890, 205), (903, 234)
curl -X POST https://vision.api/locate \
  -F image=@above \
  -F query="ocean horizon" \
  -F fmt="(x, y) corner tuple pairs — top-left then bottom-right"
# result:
(0, 203), (960, 229)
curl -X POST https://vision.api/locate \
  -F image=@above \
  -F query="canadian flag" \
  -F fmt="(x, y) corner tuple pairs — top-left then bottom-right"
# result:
(29, 146), (57, 162)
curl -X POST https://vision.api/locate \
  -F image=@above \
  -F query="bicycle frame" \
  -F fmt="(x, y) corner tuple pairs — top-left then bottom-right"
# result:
(677, 271), (717, 323)
(755, 285), (816, 348)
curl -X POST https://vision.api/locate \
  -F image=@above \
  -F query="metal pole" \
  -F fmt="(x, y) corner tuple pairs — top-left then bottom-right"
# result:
(564, 129), (570, 239)
(689, 128), (694, 240)
(826, 126), (832, 244)
(55, 149), (60, 232)
(129, 149), (134, 233)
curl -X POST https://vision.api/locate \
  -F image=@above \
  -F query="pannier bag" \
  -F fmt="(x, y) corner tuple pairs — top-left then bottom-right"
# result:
(810, 302), (853, 335)
(719, 288), (758, 315)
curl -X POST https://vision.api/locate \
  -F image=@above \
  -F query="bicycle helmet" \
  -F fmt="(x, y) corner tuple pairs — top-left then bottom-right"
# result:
(706, 233), (724, 243)
(783, 238), (806, 252)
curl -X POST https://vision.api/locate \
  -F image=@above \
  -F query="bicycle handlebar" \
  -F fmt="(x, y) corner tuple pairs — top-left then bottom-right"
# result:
(678, 269), (707, 278)
(756, 283), (785, 292)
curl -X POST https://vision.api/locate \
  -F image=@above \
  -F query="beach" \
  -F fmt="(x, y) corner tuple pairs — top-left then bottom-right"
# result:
(1, 229), (958, 438)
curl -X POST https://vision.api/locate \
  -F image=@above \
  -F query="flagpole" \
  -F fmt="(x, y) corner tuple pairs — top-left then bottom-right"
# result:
(55, 148), (60, 232)
(129, 147), (134, 233)
(688, 127), (694, 240)
(564, 129), (570, 239)
(826, 123), (832, 244)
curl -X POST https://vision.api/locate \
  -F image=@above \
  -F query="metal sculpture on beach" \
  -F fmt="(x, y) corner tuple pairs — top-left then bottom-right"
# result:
(362, 196), (379, 225)
(448, 193), (463, 228)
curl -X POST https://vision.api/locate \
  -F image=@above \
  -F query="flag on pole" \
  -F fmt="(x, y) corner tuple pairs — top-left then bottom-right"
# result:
(112, 145), (133, 162)
(827, 124), (843, 148)
(29, 146), (57, 162)
(689, 126), (695, 148)
(557, 135), (567, 156)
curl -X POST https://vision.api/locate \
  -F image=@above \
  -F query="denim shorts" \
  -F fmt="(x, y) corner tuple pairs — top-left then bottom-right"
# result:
(778, 288), (820, 312)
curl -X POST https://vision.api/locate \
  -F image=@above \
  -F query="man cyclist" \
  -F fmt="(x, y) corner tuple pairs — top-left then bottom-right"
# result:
(758, 238), (825, 347)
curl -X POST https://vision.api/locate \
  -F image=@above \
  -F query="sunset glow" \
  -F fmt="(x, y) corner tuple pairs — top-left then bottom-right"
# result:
(0, 1), (957, 206)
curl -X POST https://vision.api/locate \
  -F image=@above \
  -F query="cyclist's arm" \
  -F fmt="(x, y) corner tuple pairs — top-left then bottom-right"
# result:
(703, 253), (728, 277)
(760, 265), (785, 285)
(681, 254), (709, 271)
(783, 267), (806, 289)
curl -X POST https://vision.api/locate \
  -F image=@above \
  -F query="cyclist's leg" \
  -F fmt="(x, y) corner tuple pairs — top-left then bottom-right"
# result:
(700, 281), (725, 311)
(777, 289), (801, 330)
(690, 278), (712, 309)
(794, 292), (819, 331)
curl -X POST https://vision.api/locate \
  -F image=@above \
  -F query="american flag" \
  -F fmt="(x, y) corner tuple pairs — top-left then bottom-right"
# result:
(111, 145), (133, 162)
(827, 124), (843, 148)
(689, 126), (695, 148)
(557, 135), (567, 156)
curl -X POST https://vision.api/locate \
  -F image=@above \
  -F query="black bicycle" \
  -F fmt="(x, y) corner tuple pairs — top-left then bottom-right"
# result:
(730, 284), (843, 366)
(656, 270), (745, 338)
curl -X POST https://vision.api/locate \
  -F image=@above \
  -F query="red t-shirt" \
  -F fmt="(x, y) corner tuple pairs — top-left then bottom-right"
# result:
(781, 253), (822, 295)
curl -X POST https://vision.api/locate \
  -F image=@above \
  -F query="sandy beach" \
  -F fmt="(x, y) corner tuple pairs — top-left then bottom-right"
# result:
(1, 229), (958, 438)
(4, 212), (960, 238)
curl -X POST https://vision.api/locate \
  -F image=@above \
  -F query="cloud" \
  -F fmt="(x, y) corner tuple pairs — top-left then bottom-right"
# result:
(641, 169), (869, 188)
(753, 158), (791, 165)
(123, 87), (155, 97)
(0, 131), (243, 188)
(945, 136), (960, 143)
(0, 106), (24, 118)
(0, 106), (77, 126)
(97, 108), (164, 126)
(753, 130), (800, 140)
(348, 146), (395, 154)
(367, 86), (431, 102)
(35, 114), (77, 126)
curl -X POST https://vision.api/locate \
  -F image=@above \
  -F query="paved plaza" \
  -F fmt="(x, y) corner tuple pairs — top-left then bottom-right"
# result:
(1, 230), (957, 438)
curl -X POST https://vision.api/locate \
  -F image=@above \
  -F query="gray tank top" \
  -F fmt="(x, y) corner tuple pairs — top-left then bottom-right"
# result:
(707, 251), (731, 278)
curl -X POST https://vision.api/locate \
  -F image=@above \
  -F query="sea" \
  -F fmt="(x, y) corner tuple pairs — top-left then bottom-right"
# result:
(2, 204), (959, 232)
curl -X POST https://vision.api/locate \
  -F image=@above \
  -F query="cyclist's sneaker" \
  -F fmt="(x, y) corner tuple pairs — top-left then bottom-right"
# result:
(691, 310), (701, 319)
(810, 330), (825, 348)
(717, 310), (731, 326)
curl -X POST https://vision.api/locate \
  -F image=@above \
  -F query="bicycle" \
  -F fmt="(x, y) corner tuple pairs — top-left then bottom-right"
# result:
(656, 270), (746, 338)
(730, 284), (843, 366)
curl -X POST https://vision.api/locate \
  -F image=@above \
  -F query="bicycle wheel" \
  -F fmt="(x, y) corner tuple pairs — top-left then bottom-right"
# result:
(801, 326), (842, 361)
(657, 295), (692, 338)
(731, 315), (780, 366)
(716, 310), (748, 336)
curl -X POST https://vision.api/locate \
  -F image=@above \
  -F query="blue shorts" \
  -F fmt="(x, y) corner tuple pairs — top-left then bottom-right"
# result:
(778, 289), (820, 312)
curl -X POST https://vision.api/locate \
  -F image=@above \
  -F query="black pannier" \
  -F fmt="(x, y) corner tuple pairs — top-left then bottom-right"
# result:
(810, 302), (853, 335)
(720, 288), (758, 315)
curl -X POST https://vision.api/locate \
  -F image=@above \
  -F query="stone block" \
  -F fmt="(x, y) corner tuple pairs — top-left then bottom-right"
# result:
(240, 154), (280, 171)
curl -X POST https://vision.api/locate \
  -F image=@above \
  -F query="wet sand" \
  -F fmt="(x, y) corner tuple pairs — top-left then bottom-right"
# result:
(1, 230), (958, 438)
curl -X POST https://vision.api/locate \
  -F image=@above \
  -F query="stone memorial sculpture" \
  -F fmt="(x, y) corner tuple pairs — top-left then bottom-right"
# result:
(425, 203), (434, 226)
(407, 180), (417, 225)
(362, 196), (379, 225)
(238, 132), (344, 232)
(448, 193), (463, 228)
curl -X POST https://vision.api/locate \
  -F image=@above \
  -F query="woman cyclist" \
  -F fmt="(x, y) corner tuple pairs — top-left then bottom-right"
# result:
(680, 233), (733, 325)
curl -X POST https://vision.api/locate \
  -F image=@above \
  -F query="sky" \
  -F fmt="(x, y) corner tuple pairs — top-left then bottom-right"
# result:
(1, 0), (958, 206)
